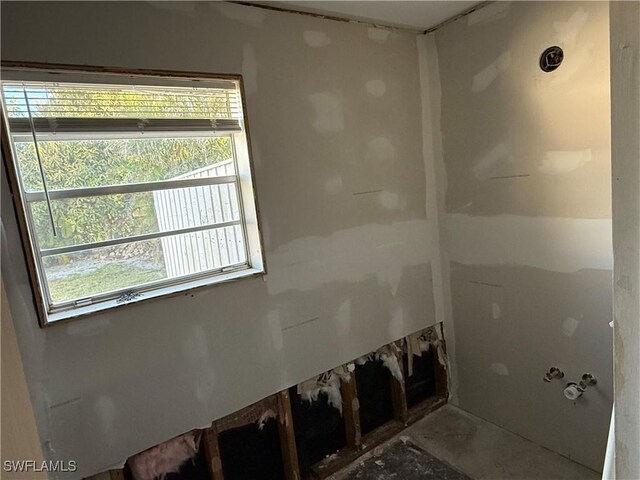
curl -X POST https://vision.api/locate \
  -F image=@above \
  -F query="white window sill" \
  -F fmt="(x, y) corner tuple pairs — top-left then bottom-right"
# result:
(45, 267), (265, 325)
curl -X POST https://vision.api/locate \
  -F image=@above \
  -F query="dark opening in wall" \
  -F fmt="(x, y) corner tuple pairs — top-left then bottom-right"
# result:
(218, 418), (285, 480)
(289, 386), (347, 475)
(355, 359), (394, 435)
(403, 349), (437, 409)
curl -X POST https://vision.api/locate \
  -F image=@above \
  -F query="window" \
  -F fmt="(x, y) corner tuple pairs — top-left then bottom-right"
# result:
(1, 67), (264, 325)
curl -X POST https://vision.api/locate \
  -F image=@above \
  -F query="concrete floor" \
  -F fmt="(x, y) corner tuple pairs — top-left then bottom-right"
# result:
(331, 405), (600, 480)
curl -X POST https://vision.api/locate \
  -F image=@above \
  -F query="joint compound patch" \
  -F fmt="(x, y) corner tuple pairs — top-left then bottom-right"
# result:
(491, 362), (509, 376)
(365, 80), (387, 96)
(368, 27), (391, 43)
(325, 176), (344, 194)
(309, 92), (344, 134)
(472, 52), (511, 93)
(388, 306), (405, 339)
(304, 31), (331, 47)
(378, 191), (405, 211)
(367, 137), (396, 163)
(540, 149), (593, 175)
(336, 299), (352, 336)
(554, 8), (589, 48)
(562, 317), (580, 337)
(473, 143), (510, 180)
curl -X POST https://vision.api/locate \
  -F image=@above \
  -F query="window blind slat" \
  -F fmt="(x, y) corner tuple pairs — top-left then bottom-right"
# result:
(2, 81), (242, 120)
(8, 117), (242, 135)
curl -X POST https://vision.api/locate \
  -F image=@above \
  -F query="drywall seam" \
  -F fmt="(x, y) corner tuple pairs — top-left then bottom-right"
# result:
(610, 2), (640, 478)
(264, 220), (432, 296)
(417, 34), (459, 401)
(445, 214), (613, 272)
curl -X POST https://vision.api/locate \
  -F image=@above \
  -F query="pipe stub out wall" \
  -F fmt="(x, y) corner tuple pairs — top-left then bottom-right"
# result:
(539, 46), (564, 72)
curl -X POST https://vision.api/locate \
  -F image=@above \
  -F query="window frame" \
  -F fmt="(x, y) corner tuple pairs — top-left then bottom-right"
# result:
(1, 62), (266, 327)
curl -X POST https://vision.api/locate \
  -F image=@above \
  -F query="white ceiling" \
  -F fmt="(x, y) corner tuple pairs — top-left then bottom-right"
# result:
(263, 1), (480, 31)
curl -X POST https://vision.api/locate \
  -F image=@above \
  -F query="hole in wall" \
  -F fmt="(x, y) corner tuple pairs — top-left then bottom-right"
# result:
(289, 386), (347, 474)
(355, 359), (395, 435)
(539, 46), (564, 72)
(218, 418), (285, 480)
(403, 349), (437, 409)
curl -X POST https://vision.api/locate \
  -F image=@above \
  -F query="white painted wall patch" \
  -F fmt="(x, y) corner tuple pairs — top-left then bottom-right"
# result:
(445, 214), (613, 273)
(378, 190), (405, 211)
(365, 80), (387, 97)
(491, 362), (509, 376)
(473, 143), (511, 180)
(472, 52), (511, 93)
(554, 8), (589, 48)
(309, 92), (344, 134)
(562, 317), (580, 337)
(367, 137), (396, 163)
(367, 27), (390, 43)
(540, 149), (593, 175)
(304, 31), (331, 48)
(324, 176), (344, 194)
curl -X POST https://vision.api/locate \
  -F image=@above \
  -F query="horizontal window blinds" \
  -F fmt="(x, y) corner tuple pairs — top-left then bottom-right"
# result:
(2, 81), (243, 133)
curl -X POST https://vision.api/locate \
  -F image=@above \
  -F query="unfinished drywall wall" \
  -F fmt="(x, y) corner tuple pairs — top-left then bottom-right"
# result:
(1, 284), (47, 479)
(0, 2), (436, 477)
(425, 1), (612, 471)
(610, 2), (640, 478)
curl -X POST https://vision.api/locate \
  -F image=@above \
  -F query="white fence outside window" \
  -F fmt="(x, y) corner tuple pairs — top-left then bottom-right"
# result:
(152, 159), (246, 278)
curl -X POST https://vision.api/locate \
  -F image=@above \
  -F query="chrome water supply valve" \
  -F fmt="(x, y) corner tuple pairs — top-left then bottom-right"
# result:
(580, 373), (597, 389)
(563, 373), (597, 400)
(543, 367), (565, 382)
(563, 382), (584, 400)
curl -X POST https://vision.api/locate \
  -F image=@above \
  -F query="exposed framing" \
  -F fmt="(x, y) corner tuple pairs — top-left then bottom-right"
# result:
(0, 61), (267, 327)
(203, 423), (224, 480)
(311, 330), (447, 478)
(389, 341), (409, 425)
(203, 392), (300, 480)
(340, 371), (362, 449)
(83, 326), (448, 480)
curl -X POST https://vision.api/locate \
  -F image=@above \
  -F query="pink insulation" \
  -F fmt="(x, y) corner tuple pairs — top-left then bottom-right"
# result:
(128, 430), (201, 480)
